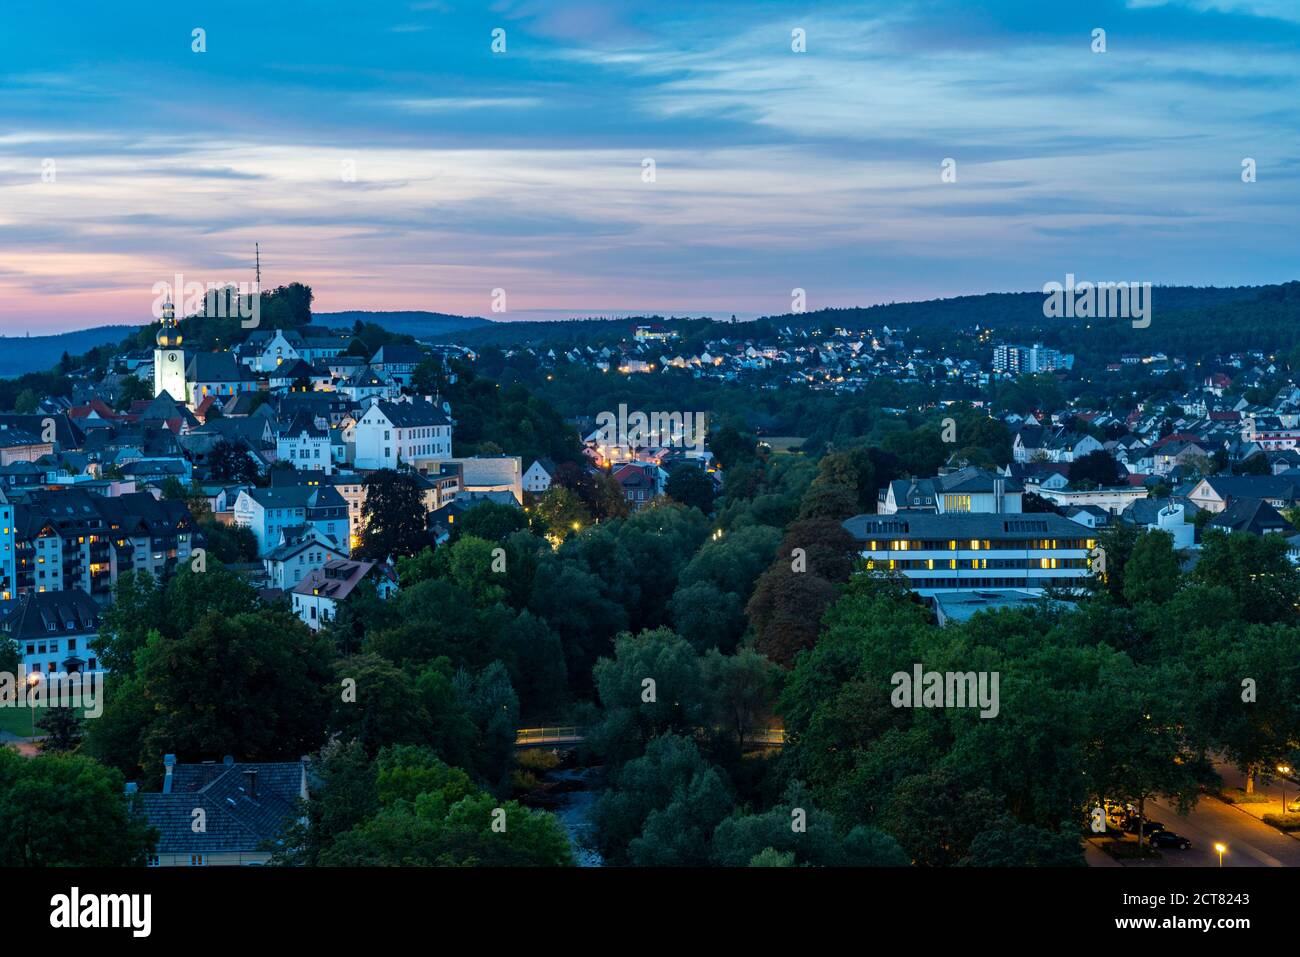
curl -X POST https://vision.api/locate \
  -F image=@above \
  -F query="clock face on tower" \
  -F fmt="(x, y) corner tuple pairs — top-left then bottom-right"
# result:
(168, 353), (177, 362)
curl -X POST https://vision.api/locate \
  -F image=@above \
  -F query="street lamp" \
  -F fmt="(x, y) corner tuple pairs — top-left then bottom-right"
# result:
(1279, 765), (1292, 814)
(26, 672), (40, 737)
(1214, 842), (1227, 867)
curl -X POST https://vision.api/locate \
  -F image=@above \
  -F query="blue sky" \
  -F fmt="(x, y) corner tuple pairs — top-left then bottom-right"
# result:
(0, 0), (1297, 331)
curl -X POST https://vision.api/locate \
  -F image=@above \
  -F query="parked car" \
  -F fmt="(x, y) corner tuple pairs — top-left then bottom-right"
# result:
(1122, 817), (1165, 834)
(1146, 830), (1192, 850)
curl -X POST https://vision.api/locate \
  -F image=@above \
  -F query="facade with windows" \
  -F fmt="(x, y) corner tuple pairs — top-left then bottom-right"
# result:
(275, 411), (332, 474)
(1, 589), (103, 676)
(353, 398), (453, 472)
(842, 512), (1095, 596)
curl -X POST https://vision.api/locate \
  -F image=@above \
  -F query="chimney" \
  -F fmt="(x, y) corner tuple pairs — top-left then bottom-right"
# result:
(243, 769), (258, 799)
(162, 754), (176, 794)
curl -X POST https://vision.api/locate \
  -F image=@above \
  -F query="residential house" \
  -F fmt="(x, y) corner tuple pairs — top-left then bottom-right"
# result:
(1, 588), (102, 676)
(877, 467), (1022, 515)
(137, 754), (309, 867)
(291, 558), (396, 630)
(1186, 475), (1300, 514)
(276, 411), (332, 474)
(233, 485), (349, 556)
(262, 527), (347, 591)
(523, 457), (557, 494)
(353, 398), (452, 472)
(370, 344), (423, 388)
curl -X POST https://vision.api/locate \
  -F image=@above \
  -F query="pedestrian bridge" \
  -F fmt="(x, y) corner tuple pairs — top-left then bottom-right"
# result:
(514, 726), (786, 749)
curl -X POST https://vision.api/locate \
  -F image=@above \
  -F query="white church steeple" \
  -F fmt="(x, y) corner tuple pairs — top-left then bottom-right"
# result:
(154, 299), (187, 401)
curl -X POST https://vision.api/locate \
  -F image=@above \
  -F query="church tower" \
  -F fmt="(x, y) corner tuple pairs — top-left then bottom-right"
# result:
(153, 299), (187, 401)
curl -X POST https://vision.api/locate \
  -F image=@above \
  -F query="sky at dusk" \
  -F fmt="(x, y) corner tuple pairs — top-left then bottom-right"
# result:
(0, 0), (1297, 332)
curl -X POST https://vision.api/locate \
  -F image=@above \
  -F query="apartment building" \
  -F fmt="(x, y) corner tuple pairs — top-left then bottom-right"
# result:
(842, 512), (1095, 596)
(353, 398), (453, 472)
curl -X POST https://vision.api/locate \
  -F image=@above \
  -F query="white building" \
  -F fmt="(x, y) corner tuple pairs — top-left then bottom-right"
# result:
(291, 558), (396, 630)
(523, 458), (557, 494)
(877, 467), (1022, 515)
(153, 301), (187, 400)
(353, 398), (452, 472)
(242, 329), (303, 373)
(276, 412), (332, 474)
(233, 485), (349, 556)
(445, 455), (523, 504)
(263, 527), (348, 591)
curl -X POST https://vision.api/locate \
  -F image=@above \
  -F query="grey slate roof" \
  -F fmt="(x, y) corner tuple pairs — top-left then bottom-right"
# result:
(373, 398), (450, 428)
(187, 352), (255, 382)
(139, 757), (306, 855)
(1199, 475), (1300, 502)
(0, 589), (100, 641)
(1209, 497), (1296, 536)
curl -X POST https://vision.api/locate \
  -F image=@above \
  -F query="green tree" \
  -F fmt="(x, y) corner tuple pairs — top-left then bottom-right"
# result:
(592, 733), (732, 865)
(1192, 529), (1300, 624)
(448, 536), (509, 606)
(94, 572), (165, 676)
(208, 439), (261, 484)
(456, 501), (527, 541)
(1123, 530), (1182, 605)
(275, 738), (378, 866)
(960, 822), (1086, 867)
(329, 654), (431, 753)
(132, 610), (334, 776)
(711, 782), (907, 867)
(316, 746), (572, 867)
(665, 465), (715, 513)
(0, 749), (157, 866)
(357, 469), (428, 560)
(702, 647), (781, 752)
(36, 706), (85, 753)
(13, 388), (39, 413)
(588, 629), (707, 768)
(0, 636), (19, 675)
(669, 581), (746, 652)
(533, 485), (590, 537)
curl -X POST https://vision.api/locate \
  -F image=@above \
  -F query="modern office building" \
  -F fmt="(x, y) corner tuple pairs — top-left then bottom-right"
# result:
(842, 511), (1095, 596)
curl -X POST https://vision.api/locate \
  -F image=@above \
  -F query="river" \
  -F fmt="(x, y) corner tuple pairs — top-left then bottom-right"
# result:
(519, 751), (604, 867)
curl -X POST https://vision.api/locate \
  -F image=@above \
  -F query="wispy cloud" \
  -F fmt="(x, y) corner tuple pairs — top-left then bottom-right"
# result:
(0, 0), (1294, 331)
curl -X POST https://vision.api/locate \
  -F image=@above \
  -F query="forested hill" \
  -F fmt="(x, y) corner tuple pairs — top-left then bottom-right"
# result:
(0, 325), (141, 379)
(761, 284), (1266, 333)
(315, 311), (490, 337)
(428, 282), (1300, 367)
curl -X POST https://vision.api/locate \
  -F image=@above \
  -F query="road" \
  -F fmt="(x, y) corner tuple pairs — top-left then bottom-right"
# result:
(1117, 794), (1300, 868)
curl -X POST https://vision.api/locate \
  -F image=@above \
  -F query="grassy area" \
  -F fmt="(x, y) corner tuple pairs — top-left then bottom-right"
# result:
(758, 436), (808, 453)
(1220, 788), (1271, 804)
(1099, 836), (1160, 860)
(1262, 813), (1300, 831)
(0, 701), (57, 738)
(0, 677), (110, 739)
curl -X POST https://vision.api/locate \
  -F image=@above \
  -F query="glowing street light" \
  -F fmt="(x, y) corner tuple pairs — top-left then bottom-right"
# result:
(27, 671), (39, 737)
(1214, 842), (1227, 867)
(1279, 765), (1292, 814)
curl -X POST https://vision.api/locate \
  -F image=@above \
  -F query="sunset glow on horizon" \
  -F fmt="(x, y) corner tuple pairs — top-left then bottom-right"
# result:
(1, 0), (1297, 333)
